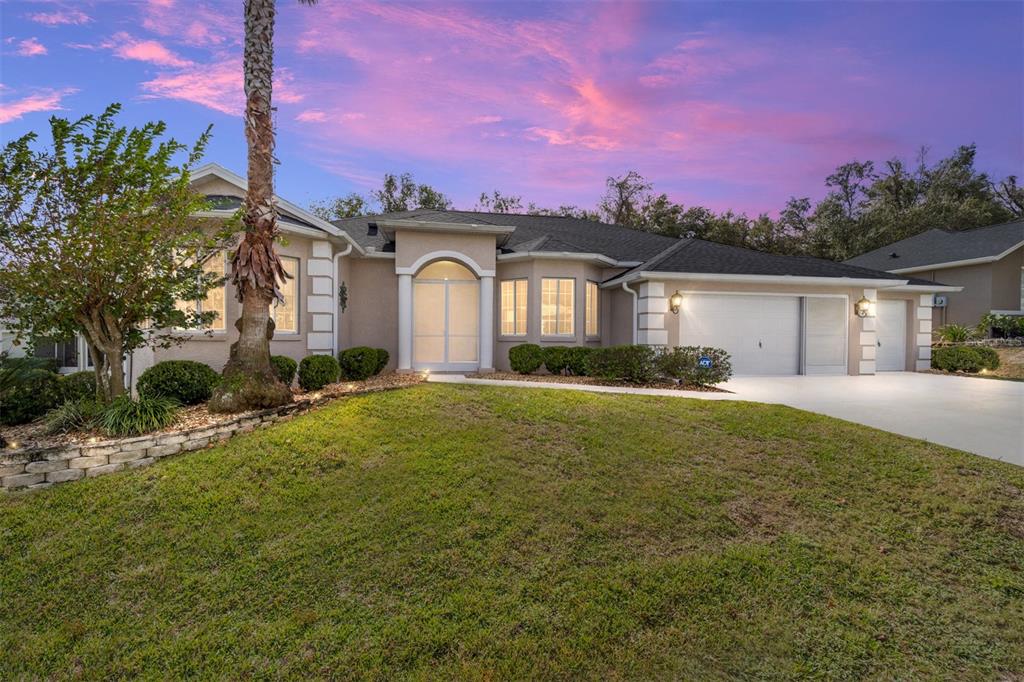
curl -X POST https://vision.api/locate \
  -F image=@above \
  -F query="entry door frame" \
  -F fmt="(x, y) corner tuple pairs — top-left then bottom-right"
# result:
(675, 290), (850, 376)
(412, 277), (480, 372)
(876, 299), (907, 372)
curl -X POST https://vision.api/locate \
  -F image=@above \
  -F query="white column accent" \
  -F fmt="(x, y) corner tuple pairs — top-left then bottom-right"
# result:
(398, 273), (413, 371)
(636, 281), (668, 347)
(306, 241), (334, 352)
(479, 275), (494, 372)
(858, 287), (877, 375)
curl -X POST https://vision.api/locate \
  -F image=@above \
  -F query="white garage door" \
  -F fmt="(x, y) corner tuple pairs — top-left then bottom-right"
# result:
(680, 294), (801, 375)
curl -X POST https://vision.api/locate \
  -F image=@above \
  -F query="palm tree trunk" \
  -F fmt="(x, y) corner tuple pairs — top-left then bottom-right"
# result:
(209, 0), (291, 412)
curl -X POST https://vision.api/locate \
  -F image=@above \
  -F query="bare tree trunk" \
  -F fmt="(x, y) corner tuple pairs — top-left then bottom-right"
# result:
(209, 0), (291, 412)
(77, 310), (126, 402)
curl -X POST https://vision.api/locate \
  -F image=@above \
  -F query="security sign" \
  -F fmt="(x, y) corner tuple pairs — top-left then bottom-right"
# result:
(698, 356), (713, 369)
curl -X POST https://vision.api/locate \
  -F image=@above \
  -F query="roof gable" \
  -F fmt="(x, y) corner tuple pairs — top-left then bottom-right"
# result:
(845, 220), (1024, 272)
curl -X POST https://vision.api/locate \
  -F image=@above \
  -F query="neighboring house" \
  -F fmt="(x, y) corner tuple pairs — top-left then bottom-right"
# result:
(1, 164), (961, 381)
(846, 220), (1024, 329)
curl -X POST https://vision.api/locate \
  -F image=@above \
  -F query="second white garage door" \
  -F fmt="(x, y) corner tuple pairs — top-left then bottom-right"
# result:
(680, 294), (801, 375)
(679, 294), (849, 376)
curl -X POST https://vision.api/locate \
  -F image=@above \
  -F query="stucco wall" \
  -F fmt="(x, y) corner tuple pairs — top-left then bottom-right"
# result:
(395, 231), (497, 273)
(991, 246), (1024, 312)
(343, 257), (399, 368)
(908, 253), (1024, 327)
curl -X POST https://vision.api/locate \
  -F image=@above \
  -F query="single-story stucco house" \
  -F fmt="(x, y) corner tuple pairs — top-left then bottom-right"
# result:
(2, 164), (962, 384)
(846, 220), (1024, 328)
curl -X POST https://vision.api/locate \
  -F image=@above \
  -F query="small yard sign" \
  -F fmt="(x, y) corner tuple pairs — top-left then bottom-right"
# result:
(698, 356), (713, 369)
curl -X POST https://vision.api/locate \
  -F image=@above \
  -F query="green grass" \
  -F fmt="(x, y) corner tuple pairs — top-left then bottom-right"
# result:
(2, 384), (1023, 679)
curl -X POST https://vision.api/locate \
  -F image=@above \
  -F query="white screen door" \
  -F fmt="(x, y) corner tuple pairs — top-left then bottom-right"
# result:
(413, 261), (479, 370)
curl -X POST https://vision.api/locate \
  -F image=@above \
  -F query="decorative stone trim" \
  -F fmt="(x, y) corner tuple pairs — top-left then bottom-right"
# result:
(858, 288), (877, 375)
(0, 384), (409, 493)
(306, 240), (334, 351)
(637, 281), (668, 347)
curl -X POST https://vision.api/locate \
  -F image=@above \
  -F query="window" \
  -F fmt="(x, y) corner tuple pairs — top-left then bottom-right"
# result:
(500, 279), (528, 336)
(585, 281), (599, 337)
(541, 278), (574, 336)
(273, 256), (299, 333)
(176, 251), (226, 331)
(33, 337), (78, 369)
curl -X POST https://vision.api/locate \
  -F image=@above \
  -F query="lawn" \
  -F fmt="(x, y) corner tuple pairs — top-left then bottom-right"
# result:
(2, 384), (1022, 679)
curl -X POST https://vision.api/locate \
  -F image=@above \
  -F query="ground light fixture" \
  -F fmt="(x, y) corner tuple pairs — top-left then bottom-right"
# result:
(669, 290), (684, 314)
(854, 296), (872, 318)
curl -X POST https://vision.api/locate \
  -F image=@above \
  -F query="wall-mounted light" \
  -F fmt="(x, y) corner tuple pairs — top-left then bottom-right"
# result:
(854, 296), (872, 318)
(669, 290), (683, 314)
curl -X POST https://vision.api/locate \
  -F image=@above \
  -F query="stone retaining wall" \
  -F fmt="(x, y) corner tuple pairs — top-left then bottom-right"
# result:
(1, 397), (334, 492)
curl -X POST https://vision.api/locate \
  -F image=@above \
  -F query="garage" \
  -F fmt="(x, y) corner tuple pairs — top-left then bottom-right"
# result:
(678, 293), (848, 376)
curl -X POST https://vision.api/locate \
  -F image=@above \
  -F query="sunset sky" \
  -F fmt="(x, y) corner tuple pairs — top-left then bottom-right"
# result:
(2, 0), (1022, 216)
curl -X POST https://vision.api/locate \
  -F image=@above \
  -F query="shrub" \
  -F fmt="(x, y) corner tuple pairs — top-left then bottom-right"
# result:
(137, 360), (219, 405)
(656, 346), (733, 386)
(509, 344), (544, 374)
(931, 346), (1000, 374)
(935, 324), (975, 343)
(299, 354), (340, 391)
(0, 368), (61, 425)
(270, 355), (298, 386)
(586, 345), (657, 383)
(978, 313), (1024, 339)
(43, 398), (104, 435)
(338, 346), (380, 381)
(100, 394), (179, 437)
(0, 355), (59, 373)
(60, 371), (97, 402)
(542, 346), (571, 375)
(374, 348), (390, 374)
(565, 347), (593, 376)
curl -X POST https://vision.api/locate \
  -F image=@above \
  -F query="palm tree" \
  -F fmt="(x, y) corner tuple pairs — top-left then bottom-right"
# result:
(209, 0), (317, 412)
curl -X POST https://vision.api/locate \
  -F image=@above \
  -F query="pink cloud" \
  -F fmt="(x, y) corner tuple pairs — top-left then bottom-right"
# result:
(296, 109), (327, 123)
(102, 32), (192, 67)
(16, 38), (47, 57)
(0, 88), (76, 124)
(140, 58), (240, 115)
(26, 10), (91, 26)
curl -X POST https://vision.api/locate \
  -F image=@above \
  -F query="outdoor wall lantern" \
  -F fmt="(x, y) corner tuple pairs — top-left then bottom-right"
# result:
(854, 296), (872, 318)
(669, 290), (684, 314)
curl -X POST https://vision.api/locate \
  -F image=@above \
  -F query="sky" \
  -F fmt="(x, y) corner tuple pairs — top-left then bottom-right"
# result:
(1, 0), (1022, 216)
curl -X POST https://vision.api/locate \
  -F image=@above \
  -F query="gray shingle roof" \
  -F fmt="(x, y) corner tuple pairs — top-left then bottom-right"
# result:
(845, 220), (1024, 271)
(620, 238), (908, 282)
(331, 209), (677, 262)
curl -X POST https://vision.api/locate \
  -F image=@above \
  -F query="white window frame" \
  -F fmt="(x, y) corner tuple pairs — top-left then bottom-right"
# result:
(541, 277), (575, 338)
(499, 278), (528, 337)
(176, 251), (227, 333)
(585, 280), (599, 338)
(272, 256), (300, 334)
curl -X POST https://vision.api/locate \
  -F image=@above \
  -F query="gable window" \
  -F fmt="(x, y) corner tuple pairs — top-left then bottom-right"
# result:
(176, 251), (226, 331)
(500, 279), (528, 336)
(541, 278), (574, 336)
(585, 281), (599, 337)
(273, 256), (299, 333)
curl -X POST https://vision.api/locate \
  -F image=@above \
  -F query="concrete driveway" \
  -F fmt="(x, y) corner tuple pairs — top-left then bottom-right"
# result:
(723, 373), (1023, 466)
(430, 372), (1023, 465)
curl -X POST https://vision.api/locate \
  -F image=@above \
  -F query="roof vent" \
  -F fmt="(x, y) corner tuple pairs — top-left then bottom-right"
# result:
(888, 252), (899, 259)
(367, 222), (378, 236)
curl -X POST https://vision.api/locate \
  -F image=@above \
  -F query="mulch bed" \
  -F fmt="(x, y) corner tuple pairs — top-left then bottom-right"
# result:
(468, 371), (729, 393)
(1, 372), (424, 449)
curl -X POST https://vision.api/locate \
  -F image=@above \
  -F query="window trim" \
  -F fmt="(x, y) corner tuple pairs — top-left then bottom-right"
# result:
(499, 277), (528, 338)
(585, 279), (600, 339)
(540, 277), (576, 338)
(272, 255), (301, 335)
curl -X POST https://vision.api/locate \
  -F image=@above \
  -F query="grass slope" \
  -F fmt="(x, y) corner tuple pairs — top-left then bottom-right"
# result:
(2, 384), (1022, 679)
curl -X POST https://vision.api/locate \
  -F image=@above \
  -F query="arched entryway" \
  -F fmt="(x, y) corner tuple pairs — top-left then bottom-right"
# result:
(413, 259), (480, 370)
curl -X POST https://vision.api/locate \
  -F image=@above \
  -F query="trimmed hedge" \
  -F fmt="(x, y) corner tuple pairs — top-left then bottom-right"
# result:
(137, 360), (219, 406)
(656, 346), (733, 386)
(299, 354), (340, 391)
(339, 346), (381, 381)
(586, 345), (658, 383)
(932, 345), (1000, 373)
(374, 348), (390, 374)
(270, 356), (298, 386)
(0, 368), (61, 425)
(60, 371), (97, 402)
(565, 347), (593, 376)
(509, 344), (544, 374)
(542, 346), (571, 375)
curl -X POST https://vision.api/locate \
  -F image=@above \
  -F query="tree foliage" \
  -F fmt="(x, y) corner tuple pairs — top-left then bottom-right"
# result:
(476, 190), (523, 214)
(311, 172), (452, 220)
(0, 104), (225, 401)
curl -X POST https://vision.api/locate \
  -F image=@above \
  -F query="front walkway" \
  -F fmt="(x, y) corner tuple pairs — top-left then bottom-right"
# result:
(428, 372), (1024, 466)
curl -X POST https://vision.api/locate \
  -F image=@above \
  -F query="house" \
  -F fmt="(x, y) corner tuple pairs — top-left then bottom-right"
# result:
(2, 164), (961, 382)
(846, 220), (1024, 328)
